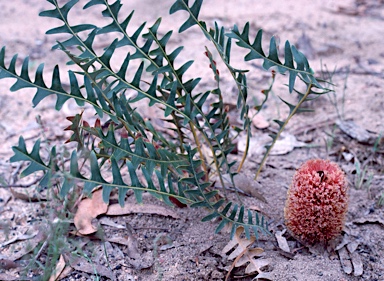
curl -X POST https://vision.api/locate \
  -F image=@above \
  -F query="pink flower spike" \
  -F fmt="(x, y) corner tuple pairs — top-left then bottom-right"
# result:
(284, 159), (349, 244)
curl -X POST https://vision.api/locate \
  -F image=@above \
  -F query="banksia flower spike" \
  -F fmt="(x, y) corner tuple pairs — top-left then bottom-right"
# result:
(284, 159), (348, 244)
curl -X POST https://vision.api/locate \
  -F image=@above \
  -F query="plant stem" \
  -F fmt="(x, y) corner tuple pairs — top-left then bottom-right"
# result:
(254, 83), (313, 180)
(190, 124), (208, 178)
(237, 127), (250, 173)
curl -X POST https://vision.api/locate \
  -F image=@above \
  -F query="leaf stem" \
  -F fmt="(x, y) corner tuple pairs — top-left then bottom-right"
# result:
(254, 83), (313, 180)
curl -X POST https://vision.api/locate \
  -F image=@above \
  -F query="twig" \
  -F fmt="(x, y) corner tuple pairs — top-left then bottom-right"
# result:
(134, 226), (169, 231)
(290, 117), (337, 136)
(325, 67), (384, 79)
(34, 239), (49, 260)
(11, 162), (23, 185)
(213, 185), (251, 196)
(0, 177), (42, 188)
(254, 83), (313, 180)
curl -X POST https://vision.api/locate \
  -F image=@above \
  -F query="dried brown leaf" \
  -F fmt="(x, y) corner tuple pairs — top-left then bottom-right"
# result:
(7, 229), (46, 261)
(223, 228), (271, 280)
(237, 133), (309, 158)
(235, 248), (264, 267)
(64, 253), (115, 280)
(225, 246), (248, 281)
(74, 189), (108, 235)
(346, 241), (359, 254)
(0, 259), (19, 270)
(351, 251), (363, 276)
(222, 227), (255, 260)
(99, 217), (125, 229)
(0, 231), (38, 248)
(336, 241), (364, 277)
(56, 266), (73, 281)
(234, 248), (270, 277)
(251, 271), (274, 280)
(275, 230), (290, 253)
(269, 133), (309, 155)
(0, 273), (21, 281)
(48, 255), (66, 281)
(243, 256), (270, 275)
(10, 188), (46, 202)
(106, 202), (179, 219)
(105, 229), (140, 259)
(237, 133), (270, 158)
(336, 119), (375, 143)
(219, 174), (268, 204)
(337, 246), (353, 275)
(335, 234), (352, 251)
(233, 174), (268, 203)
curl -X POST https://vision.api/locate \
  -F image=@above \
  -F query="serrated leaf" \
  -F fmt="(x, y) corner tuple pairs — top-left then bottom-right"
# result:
(10, 137), (49, 177)
(170, 0), (203, 33)
(227, 23), (321, 92)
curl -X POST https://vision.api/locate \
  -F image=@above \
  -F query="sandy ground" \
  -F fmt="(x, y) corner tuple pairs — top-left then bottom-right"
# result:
(0, 0), (383, 280)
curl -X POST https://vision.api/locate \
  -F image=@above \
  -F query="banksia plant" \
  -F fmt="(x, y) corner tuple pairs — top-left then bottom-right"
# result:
(0, 0), (330, 240)
(284, 159), (348, 244)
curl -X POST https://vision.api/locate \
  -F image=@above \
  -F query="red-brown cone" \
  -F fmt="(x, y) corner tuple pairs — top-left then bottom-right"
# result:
(284, 159), (348, 244)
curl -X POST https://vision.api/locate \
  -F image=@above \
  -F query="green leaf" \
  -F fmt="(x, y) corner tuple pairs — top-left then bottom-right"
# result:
(227, 23), (321, 92)
(170, 0), (203, 33)
(10, 137), (48, 177)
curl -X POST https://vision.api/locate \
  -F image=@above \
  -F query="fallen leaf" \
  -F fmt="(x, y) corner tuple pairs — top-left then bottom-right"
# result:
(237, 133), (270, 158)
(0, 273), (23, 281)
(6, 229), (46, 261)
(336, 237), (364, 277)
(74, 189), (108, 235)
(219, 174), (268, 203)
(242, 256), (270, 276)
(225, 246), (248, 281)
(275, 230), (290, 253)
(337, 247), (353, 275)
(223, 228), (271, 280)
(105, 225), (140, 259)
(346, 241), (359, 254)
(351, 251), (363, 276)
(126, 251), (154, 270)
(106, 202), (179, 219)
(169, 196), (187, 208)
(335, 234), (352, 251)
(237, 133), (311, 158)
(55, 266), (73, 281)
(0, 231), (38, 248)
(0, 259), (19, 270)
(248, 205), (262, 212)
(235, 248), (264, 267)
(251, 271), (273, 280)
(248, 205), (270, 218)
(249, 109), (269, 129)
(336, 119), (375, 143)
(64, 253), (115, 280)
(48, 255), (66, 281)
(10, 188), (46, 202)
(222, 227), (255, 260)
(269, 133), (309, 155)
(99, 217), (125, 229)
